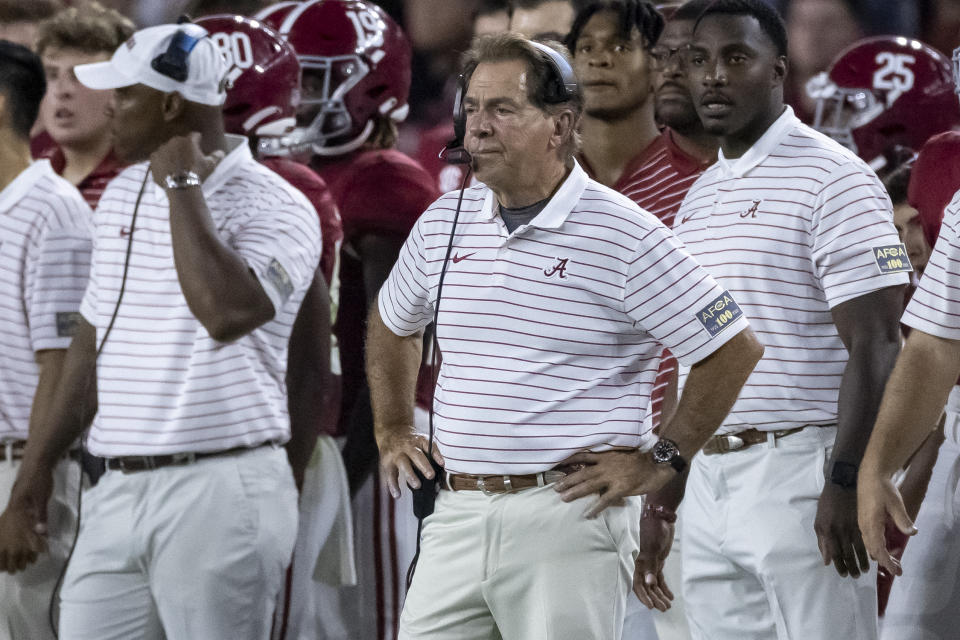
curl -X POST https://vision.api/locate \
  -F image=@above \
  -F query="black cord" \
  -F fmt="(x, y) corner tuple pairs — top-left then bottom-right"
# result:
(405, 167), (472, 590)
(47, 168), (151, 637)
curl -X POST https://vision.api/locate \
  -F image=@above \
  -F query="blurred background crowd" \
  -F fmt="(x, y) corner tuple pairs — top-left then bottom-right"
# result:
(4, 0), (959, 158)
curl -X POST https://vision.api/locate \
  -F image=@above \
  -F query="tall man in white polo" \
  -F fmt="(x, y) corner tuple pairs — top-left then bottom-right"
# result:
(366, 32), (764, 640)
(0, 24), (321, 640)
(0, 41), (92, 640)
(667, 2), (909, 638)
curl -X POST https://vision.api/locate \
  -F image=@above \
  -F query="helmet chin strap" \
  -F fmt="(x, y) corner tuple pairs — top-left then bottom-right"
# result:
(310, 119), (375, 156)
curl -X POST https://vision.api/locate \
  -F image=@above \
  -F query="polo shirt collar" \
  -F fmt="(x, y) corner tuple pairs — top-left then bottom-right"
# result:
(479, 159), (589, 229)
(0, 160), (51, 214)
(716, 105), (798, 178)
(153, 134), (249, 199)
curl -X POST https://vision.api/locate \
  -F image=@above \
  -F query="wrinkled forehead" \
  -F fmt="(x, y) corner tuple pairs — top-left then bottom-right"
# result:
(465, 59), (532, 105)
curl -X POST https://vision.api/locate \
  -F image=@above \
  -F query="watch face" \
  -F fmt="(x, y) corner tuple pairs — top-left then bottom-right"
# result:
(653, 438), (678, 463)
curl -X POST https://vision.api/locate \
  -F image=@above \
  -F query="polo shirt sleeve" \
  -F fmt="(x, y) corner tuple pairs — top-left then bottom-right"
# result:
(902, 194), (960, 340)
(624, 222), (750, 367)
(810, 161), (910, 308)
(233, 177), (322, 316)
(378, 214), (433, 337)
(27, 194), (92, 351)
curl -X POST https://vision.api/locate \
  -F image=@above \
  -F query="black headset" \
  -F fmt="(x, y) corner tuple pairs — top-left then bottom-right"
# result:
(443, 40), (579, 165)
(150, 25), (204, 82)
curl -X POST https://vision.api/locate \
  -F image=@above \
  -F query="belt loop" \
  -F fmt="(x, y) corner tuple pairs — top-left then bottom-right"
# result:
(766, 431), (776, 449)
(444, 471), (454, 492)
(502, 475), (513, 492)
(4, 442), (11, 465)
(536, 472), (545, 487)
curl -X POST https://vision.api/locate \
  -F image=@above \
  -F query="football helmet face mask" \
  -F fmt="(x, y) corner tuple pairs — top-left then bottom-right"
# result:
(807, 36), (960, 170)
(194, 14), (301, 152)
(259, 0), (412, 157)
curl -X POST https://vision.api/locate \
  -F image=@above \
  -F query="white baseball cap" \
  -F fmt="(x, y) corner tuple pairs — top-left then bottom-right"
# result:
(75, 23), (227, 106)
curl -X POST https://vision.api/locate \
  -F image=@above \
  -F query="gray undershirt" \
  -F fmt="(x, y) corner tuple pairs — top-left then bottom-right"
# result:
(498, 197), (550, 234)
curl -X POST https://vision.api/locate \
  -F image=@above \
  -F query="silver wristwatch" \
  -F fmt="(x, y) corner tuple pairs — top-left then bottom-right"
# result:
(163, 171), (201, 190)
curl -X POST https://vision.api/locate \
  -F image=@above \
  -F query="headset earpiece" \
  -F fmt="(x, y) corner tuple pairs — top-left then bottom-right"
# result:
(151, 28), (203, 82)
(441, 41), (578, 166)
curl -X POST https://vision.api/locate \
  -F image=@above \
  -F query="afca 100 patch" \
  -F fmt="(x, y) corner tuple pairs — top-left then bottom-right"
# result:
(696, 292), (743, 337)
(872, 243), (913, 274)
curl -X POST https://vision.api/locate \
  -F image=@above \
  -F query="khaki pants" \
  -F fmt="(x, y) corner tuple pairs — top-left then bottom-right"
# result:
(682, 426), (878, 640)
(400, 482), (641, 640)
(0, 455), (81, 640)
(59, 446), (297, 640)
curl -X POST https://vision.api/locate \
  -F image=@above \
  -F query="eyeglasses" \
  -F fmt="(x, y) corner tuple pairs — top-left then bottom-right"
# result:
(649, 45), (689, 71)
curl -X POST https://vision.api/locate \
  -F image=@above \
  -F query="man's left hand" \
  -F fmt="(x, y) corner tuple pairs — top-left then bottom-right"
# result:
(633, 517), (674, 611)
(149, 132), (224, 188)
(814, 483), (870, 578)
(553, 449), (675, 518)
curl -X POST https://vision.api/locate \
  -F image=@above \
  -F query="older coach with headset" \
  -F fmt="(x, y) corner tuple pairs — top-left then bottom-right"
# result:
(0, 23), (320, 640)
(366, 32), (764, 640)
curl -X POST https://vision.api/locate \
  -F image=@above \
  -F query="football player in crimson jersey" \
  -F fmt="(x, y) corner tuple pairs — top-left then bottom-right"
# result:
(255, 2), (439, 639)
(196, 14), (353, 640)
(806, 36), (960, 177)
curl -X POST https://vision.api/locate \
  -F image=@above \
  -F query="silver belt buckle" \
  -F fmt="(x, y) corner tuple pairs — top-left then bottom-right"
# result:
(476, 476), (495, 496)
(719, 434), (745, 452)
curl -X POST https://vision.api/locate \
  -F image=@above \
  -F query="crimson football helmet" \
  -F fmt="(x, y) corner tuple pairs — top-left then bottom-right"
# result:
(253, 0), (412, 156)
(252, 2), (299, 30)
(194, 14), (300, 149)
(807, 36), (960, 171)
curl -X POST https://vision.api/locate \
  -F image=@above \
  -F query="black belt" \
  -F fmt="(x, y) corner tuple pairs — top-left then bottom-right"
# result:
(106, 444), (268, 474)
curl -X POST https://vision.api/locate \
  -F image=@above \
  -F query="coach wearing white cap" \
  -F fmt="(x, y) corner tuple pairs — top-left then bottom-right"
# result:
(0, 23), (321, 640)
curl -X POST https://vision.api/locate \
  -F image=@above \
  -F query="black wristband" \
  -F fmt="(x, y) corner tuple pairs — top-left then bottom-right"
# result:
(829, 461), (858, 489)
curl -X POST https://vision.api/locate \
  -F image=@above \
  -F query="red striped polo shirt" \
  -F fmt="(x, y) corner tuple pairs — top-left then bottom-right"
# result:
(674, 107), (910, 433)
(379, 161), (750, 475)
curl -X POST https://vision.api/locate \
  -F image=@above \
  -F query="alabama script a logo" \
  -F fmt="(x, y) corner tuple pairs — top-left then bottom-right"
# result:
(740, 199), (761, 218)
(543, 257), (569, 279)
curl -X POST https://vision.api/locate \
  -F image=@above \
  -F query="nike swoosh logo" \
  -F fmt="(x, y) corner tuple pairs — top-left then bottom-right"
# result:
(452, 252), (475, 264)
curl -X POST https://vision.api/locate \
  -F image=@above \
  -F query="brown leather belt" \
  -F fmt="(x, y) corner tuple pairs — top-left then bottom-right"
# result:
(106, 444), (269, 474)
(702, 427), (807, 455)
(442, 463), (583, 495)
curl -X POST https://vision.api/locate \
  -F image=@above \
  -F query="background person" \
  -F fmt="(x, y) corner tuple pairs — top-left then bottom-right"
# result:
(0, 40), (92, 640)
(669, 2), (909, 638)
(34, 1), (134, 207)
(0, 23), (321, 639)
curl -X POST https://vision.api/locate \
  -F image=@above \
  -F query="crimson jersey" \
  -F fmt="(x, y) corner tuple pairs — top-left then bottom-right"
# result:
(261, 157), (344, 440)
(31, 133), (124, 209)
(581, 128), (714, 428)
(313, 149), (439, 430)
(261, 157), (343, 286)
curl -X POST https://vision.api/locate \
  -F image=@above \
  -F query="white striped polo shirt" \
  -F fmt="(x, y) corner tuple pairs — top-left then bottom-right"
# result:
(0, 160), (92, 441)
(674, 106), (910, 434)
(80, 135), (321, 456)
(379, 161), (750, 475)
(902, 192), (960, 340)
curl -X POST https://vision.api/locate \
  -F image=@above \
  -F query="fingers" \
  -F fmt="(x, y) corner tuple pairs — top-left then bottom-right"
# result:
(553, 464), (600, 495)
(853, 535), (870, 574)
(632, 568), (673, 611)
(887, 495), (917, 537)
(838, 533), (861, 578)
